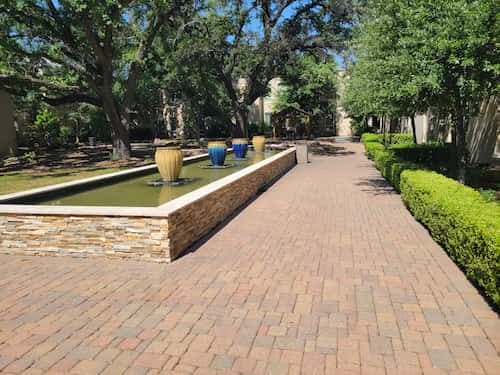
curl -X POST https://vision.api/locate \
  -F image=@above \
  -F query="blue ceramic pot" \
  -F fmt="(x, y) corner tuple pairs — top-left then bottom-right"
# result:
(232, 138), (248, 159)
(208, 141), (227, 166)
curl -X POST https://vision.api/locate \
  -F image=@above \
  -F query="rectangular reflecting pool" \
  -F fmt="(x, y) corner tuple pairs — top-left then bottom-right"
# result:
(36, 151), (275, 207)
(0, 147), (296, 262)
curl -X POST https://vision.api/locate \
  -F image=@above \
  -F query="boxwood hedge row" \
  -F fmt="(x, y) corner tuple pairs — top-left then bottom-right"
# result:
(361, 133), (500, 308)
(400, 171), (500, 307)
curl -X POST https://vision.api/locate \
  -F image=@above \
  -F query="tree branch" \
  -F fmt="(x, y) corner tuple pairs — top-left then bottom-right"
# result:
(43, 93), (102, 107)
(0, 74), (87, 93)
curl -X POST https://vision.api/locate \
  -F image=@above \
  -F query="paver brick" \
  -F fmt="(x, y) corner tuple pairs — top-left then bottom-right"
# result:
(0, 142), (498, 374)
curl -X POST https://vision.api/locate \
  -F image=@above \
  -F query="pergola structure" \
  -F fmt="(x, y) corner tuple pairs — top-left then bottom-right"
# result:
(271, 106), (313, 138)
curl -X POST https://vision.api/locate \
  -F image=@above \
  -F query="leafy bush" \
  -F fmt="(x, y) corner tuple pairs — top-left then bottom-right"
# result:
(351, 117), (369, 136)
(372, 147), (421, 191)
(59, 125), (73, 144)
(364, 141), (385, 159)
(361, 133), (382, 143)
(478, 189), (498, 202)
(400, 170), (500, 307)
(361, 132), (414, 145)
(386, 133), (414, 145)
(389, 142), (454, 172)
(34, 106), (61, 146)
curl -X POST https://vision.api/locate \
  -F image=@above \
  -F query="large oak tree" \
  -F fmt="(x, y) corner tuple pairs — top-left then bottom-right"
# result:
(0, 0), (195, 159)
(184, 0), (353, 137)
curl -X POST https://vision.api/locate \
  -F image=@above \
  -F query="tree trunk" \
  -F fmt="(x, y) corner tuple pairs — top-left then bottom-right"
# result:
(381, 117), (387, 145)
(410, 115), (417, 144)
(74, 118), (80, 144)
(101, 90), (131, 160)
(234, 107), (248, 137)
(455, 111), (467, 184)
(161, 89), (173, 138)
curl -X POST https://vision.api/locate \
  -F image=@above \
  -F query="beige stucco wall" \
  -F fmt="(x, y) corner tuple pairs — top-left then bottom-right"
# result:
(401, 97), (499, 163)
(0, 91), (17, 157)
(335, 71), (352, 137)
(467, 96), (499, 164)
(249, 78), (282, 125)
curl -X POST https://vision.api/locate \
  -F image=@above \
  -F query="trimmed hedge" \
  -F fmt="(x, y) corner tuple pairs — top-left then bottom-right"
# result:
(372, 148), (421, 191)
(361, 132), (414, 145)
(400, 170), (500, 307)
(361, 133), (500, 308)
(389, 142), (454, 172)
(361, 133), (382, 143)
(387, 133), (414, 145)
(364, 141), (385, 160)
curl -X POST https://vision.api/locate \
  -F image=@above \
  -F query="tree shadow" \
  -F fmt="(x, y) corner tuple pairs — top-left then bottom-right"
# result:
(309, 142), (355, 157)
(1, 144), (155, 173)
(355, 176), (397, 196)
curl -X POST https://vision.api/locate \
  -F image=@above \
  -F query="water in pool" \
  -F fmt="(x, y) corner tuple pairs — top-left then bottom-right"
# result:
(38, 151), (274, 207)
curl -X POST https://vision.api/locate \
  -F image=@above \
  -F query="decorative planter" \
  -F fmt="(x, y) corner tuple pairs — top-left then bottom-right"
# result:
(155, 146), (183, 182)
(252, 135), (266, 152)
(232, 138), (248, 159)
(208, 141), (227, 166)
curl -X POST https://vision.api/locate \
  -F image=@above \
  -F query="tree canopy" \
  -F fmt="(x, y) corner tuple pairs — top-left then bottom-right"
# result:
(342, 0), (499, 177)
(0, 0), (196, 159)
(274, 53), (337, 117)
(171, 0), (354, 136)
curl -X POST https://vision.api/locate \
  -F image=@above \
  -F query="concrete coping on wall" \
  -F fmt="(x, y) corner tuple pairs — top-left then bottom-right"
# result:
(0, 147), (296, 218)
(159, 147), (297, 215)
(0, 152), (212, 205)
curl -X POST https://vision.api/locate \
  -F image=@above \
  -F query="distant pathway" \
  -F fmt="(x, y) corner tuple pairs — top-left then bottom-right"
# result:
(0, 142), (498, 374)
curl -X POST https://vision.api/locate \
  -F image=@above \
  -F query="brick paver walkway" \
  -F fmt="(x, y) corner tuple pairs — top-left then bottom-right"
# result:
(0, 142), (498, 374)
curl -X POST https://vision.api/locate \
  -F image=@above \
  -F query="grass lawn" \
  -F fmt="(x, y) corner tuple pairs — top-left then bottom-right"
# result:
(0, 167), (127, 195)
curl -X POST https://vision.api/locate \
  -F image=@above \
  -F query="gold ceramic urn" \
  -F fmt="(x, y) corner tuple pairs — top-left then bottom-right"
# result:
(155, 146), (183, 182)
(252, 135), (266, 152)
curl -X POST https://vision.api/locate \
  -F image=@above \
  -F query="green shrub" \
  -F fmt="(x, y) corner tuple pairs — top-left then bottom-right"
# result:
(362, 132), (414, 145)
(373, 148), (422, 191)
(400, 170), (500, 308)
(389, 142), (454, 172)
(386, 133), (414, 145)
(34, 106), (61, 146)
(351, 117), (369, 136)
(374, 148), (395, 177)
(364, 141), (384, 159)
(361, 133), (382, 143)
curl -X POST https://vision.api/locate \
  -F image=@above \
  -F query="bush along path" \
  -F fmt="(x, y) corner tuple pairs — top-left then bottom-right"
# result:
(361, 133), (500, 308)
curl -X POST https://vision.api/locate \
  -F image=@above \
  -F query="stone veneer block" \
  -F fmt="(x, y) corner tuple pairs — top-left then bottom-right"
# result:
(0, 148), (296, 262)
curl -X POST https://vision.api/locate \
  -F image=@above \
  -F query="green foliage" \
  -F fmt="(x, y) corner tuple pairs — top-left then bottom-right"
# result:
(248, 122), (272, 138)
(343, 0), (499, 177)
(343, 0), (499, 122)
(389, 142), (454, 172)
(363, 141), (384, 160)
(33, 106), (61, 146)
(387, 134), (414, 145)
(276, 54), (337, 116)
(400, 170), (500, 308)
(478, 189), (498, 203)
(368, 145), (421, 191)
(362, 132), (500, 307)
(350, 117), (368, 137)
(361, 133), (413, 145)
(361, 133), (382, 143)
(183, 1), (352, 136)
(21, 151), (36, 163)
(0, 0), (196, 158)
(59, 125), (73, 144)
